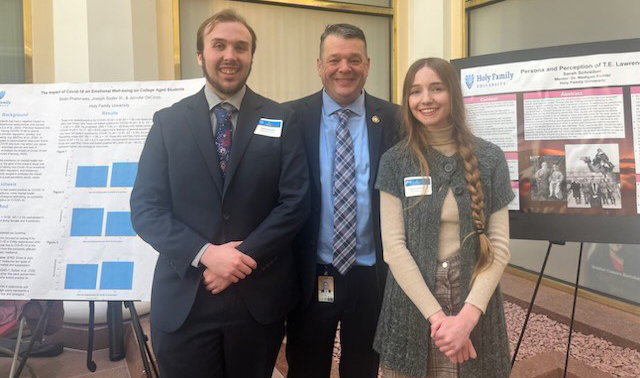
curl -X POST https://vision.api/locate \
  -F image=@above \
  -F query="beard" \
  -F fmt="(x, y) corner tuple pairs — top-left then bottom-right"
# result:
(201, 58), (252, 97)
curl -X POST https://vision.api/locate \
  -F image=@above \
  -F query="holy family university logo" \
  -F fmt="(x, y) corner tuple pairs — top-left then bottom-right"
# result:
(465, 74), (475, 89)
(0, 90), (10, 106)
(464, 71), (515, 91)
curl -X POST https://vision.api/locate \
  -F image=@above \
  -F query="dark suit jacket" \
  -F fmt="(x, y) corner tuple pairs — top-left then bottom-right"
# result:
(286, 91), (399, 310)
(131, 87), (309, 332)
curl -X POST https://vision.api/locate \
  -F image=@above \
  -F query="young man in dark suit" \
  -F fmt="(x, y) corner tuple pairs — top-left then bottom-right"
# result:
(130, 9), (308, 378)
(285, 23), (399, 378)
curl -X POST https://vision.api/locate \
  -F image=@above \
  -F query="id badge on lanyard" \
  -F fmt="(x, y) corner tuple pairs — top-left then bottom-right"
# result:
(318, 267), (335, 303)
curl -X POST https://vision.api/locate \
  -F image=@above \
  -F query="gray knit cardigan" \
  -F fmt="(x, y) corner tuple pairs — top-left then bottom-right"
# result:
(373, 137), (514, 378)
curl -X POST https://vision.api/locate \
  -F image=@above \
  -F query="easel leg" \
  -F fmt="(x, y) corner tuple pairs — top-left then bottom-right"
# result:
(86, 301), (97, 372)
(13, 302), (51, 378)
(511, 240), (564, 367)
(563, 242), (583, 378)
(107, 301), (126, 361)
(9, 317), (26, 378)
(124, 301), (158, 378)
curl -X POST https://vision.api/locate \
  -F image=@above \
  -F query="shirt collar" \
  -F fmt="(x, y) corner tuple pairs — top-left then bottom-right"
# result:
(322, 89), (365, 117)
(204, 84), (246, 112)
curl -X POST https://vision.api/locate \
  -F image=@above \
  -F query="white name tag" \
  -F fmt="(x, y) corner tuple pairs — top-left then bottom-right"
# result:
(404, 176), (432, 197)
(254, 118), (283, 138)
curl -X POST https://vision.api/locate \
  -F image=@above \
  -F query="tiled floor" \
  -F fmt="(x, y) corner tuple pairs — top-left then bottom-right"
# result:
(0, 346), (129, 378)
(0, 270), (637, 378)
(0, 346), (285, 378)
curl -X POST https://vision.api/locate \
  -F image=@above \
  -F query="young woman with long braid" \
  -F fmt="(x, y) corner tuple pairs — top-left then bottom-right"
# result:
(373, 58), (514, 378)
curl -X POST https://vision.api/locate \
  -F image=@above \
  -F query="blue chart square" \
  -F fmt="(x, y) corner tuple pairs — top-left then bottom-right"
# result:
(70, 208), (104, 237)
(110, 162), (138, 187)
(100, 262), (134, 290)
(105, 212), (136, 236)
(76, 166), (109, 187)
(65, 264), (99, 289)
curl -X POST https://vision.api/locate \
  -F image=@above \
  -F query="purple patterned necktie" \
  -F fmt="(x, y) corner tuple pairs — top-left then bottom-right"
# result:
(213, 104), (234, 178)
(332, 108), (356, 275)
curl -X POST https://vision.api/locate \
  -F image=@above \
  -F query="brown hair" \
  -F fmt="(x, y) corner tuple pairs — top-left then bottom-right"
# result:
(319, 23), (367, 58)
(401, 57), (493, 283)
(196, 9), (257, 55)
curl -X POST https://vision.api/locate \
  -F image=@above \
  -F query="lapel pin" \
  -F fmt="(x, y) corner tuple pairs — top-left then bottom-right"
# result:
(371, 115), (380, 124)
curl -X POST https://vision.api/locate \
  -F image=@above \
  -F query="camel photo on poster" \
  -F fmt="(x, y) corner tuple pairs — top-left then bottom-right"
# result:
(565, 144), (621, 209)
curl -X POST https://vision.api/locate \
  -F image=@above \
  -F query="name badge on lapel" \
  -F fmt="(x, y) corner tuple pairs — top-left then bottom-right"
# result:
(254, 118), (283, 138)
(404, 176), (432, 197)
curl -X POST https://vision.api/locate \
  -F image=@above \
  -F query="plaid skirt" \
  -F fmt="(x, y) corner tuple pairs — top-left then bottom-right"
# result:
(381, 254), (462, 378)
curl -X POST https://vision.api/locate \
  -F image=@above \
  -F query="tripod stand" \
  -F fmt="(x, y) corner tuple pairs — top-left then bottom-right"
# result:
(84, 301), (158, 378)
(511, 241), (584, 378)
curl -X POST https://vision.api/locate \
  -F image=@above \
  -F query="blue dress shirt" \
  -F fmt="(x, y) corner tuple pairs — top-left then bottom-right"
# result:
(317, 90), (375, 266)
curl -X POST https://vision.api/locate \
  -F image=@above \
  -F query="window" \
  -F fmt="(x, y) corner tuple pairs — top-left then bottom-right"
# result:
(0, 0), (27, 83)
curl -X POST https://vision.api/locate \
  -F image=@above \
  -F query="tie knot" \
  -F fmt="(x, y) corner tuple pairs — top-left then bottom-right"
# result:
(213, 103), (235, 123)
(337, 108), (352, 122)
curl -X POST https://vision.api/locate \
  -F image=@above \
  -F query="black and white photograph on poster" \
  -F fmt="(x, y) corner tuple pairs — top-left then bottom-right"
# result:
(529, 155), (566, 202)
(565, 144), (621, 209)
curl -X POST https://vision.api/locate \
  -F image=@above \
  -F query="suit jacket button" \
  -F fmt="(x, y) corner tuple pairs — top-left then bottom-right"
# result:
(444, 163), (455, 173)
(223, 213), (230, 220)
(454, 186), (464, 195)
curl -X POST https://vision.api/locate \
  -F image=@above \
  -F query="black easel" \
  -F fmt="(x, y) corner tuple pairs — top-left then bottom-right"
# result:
(107, 301), (126, 361)
(510, 240), (584, 378)
(86, 301), (97, 372)
(124, 301), (158, 378)
(12, 302), (52, 378)
(84, 301), (158, 378)
(563, 242), (583, 378)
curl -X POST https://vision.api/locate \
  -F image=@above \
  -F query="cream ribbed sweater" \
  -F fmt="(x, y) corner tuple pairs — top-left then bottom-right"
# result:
(380, 125), (510, 321)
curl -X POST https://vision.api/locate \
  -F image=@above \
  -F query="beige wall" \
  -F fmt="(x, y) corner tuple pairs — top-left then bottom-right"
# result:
(395, 0), (464, 101)
(155, 0), (176, 80)
(30, 0), (161, 83)
(52, 0), (90, 82)
(31, 0), (54, 83)
(87, 0), (135, 81)
(131, 0), (160, 81)
(28, 0), (465, 100)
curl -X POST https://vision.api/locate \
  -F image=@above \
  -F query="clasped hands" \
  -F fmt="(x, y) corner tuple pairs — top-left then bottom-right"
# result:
(200, 241), (257, 294)
(429, 304), (482, 363)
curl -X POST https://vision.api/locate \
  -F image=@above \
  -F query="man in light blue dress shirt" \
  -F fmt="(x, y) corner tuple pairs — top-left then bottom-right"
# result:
(317, 90), (376, 269)
(285, 24), (399, 378)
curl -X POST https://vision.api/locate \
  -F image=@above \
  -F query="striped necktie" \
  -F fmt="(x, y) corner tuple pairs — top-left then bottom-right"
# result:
(332, 108), (357, 275)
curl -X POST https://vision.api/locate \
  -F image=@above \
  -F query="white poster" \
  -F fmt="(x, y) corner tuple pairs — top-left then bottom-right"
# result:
(509, 181), (520, 211)
(637, 176), (640, 214)
(465, 94), (518, 151)
(461, 51), (640, 97)
(0, 79), (204, 300)
(632, 87), (640, 174)
(459, 50), (639, 217)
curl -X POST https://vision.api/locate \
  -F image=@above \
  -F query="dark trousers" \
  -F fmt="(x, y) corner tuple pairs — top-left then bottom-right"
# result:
(286, 264), (381, 378)
(152, 283), (284, 378)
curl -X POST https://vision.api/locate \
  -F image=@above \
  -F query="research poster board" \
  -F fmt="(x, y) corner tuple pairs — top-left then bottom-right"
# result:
(452, 39), (640, 244)
(0, 78), (204, 300)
